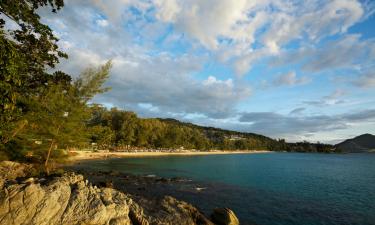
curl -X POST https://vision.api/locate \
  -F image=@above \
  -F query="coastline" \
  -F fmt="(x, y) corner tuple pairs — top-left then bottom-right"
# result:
(0, 161), (225, 225)
(68, 149), (272, 162)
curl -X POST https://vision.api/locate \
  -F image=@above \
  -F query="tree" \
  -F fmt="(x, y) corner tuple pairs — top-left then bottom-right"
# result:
(21, 62), (112, 173)
(0, 33), (28, 145)
(0, 0), (66, 71)
(0, 0), (69, 147)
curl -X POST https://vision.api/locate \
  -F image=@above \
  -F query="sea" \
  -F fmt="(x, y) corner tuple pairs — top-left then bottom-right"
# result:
(72, 153), (375, 225)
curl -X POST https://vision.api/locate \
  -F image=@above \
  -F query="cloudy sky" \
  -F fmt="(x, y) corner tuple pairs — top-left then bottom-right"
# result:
(39, 0), (375, 143)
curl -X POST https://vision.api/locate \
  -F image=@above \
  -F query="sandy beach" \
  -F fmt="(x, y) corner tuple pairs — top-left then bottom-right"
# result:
(68, 150), (272, 161)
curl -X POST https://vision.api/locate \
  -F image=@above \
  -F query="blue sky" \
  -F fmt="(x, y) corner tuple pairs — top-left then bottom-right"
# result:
(37, 0), (375, 143)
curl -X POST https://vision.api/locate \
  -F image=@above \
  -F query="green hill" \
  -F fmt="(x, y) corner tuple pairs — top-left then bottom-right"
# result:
(88, 106), (333, 152)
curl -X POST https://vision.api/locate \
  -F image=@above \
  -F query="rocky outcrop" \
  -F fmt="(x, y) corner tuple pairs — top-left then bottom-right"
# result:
(0, 161), (229, 225)
(129, 195), (214, 225)
(211, 208), (239, 225)
(0, 173), (132, 225)
(0, 161), (36, 189)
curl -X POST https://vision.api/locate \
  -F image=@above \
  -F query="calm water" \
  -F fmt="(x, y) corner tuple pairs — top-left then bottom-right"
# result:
(74, 153), (375, 225)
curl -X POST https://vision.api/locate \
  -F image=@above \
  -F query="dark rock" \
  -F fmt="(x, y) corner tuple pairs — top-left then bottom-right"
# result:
(156, 177), (169, 183)
(98, 180), (113, 188)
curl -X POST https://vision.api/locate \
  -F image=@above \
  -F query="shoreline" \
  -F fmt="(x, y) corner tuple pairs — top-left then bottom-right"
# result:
(68, 150), (272, 162)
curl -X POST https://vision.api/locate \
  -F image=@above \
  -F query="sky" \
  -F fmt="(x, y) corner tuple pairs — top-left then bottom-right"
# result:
(36, 0), (375, 144)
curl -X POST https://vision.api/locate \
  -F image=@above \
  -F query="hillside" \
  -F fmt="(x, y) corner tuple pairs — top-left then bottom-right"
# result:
(335, 134), (375, 153)
(88, 108), (281, 151)
(87, 107), (333, 152)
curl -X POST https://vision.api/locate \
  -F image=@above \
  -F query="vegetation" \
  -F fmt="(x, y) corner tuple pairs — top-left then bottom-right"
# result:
(335, 134), (375, 153)
(86, 106), (334, 153)
(1, 0), (68, 148)
(0, 0), (112, 173)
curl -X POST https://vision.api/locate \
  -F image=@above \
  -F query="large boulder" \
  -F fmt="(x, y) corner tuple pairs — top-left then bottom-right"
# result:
(0, 173), (132, 225)
(210, 208), (240, 225)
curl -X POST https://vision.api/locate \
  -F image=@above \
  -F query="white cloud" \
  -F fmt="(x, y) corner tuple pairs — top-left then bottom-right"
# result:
(262, 0), (364, 48)
(203, 76), (233, 88)
(153, 0), (367, 74)
(96, 53), (251, 118)
(154, 0), (181, 22)
(96, 19), (109, 27)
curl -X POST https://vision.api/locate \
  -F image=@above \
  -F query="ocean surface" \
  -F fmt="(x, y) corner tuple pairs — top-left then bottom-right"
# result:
(73, 153), (375, 225)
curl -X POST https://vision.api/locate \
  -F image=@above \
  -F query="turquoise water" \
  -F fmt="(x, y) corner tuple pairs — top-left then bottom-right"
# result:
(74, 153), (375, 225)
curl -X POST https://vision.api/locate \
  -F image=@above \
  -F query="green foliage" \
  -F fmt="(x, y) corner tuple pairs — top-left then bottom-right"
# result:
(0, 33), (28, 145)
(85, 106), (333, 152)
(74, 61), (112, 102)
(1, 0), (69, 148)
(0, 0), (67, 69)
(21, 63), (111, 166)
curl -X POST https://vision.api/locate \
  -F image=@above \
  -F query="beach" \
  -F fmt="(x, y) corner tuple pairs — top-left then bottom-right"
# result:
(68, 149), (272, 161)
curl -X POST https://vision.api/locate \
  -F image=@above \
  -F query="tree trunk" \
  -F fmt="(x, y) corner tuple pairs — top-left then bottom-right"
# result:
(44, 139), (55, 175)
(44, 125), (61, 175)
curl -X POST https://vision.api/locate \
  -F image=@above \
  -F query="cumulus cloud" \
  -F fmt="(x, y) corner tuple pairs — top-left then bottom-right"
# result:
(153, 0), (368, 74)
(59, 48), (251, 119)
(99, 53), (251, 118)
(262, 0), (364, 49)
(37, 0), (252, 119)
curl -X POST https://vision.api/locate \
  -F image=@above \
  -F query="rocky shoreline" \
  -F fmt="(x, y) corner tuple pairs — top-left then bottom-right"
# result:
(0, 161), (240, 225)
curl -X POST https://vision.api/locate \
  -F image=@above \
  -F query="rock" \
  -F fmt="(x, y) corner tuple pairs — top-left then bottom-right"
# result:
(129, 195), (214, 225)
(0, 172), (132, 225)
(98, 180), (114, 188)
(0, 161), (34, 190)
(0, 161), (34, 181)
(210, 208), (240, 225)
(0, 167), (216, 225)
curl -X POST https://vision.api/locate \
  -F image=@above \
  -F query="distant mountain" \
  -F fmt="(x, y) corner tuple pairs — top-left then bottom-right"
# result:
(335, 134), (375, 153)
